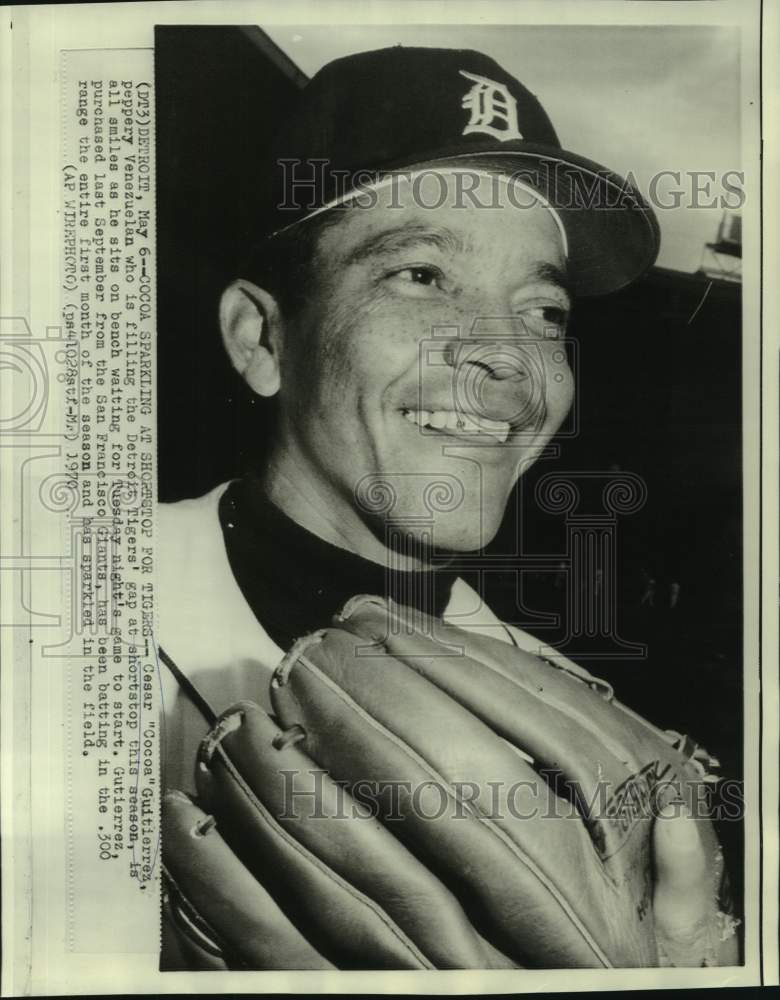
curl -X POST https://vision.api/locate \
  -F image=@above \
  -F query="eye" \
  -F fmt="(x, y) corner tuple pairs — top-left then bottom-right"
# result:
(540, 305), (569, 325)
(408, 267), (438, 285)
(521, 304), (570, 337)
(386, 264), (445, 293)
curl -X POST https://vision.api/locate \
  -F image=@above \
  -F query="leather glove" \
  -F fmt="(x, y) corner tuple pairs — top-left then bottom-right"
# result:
(161, 594), (739, 969)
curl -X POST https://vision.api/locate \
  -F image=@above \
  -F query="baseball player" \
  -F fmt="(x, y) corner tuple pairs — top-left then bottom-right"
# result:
(158, 47), (740, 970)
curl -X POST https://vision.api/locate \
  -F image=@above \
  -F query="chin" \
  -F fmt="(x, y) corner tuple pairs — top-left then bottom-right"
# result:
(435, 521), (501, 553)
(424, 502), (505, 553)
(370, 499), (504, 555)
(356, 457), (511, 554)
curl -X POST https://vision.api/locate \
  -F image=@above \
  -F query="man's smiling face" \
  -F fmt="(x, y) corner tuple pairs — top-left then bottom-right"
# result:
(267, 170), (575, 554)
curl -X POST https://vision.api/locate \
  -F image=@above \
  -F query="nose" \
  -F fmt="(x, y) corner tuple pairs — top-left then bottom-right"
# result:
(441, 333), (548, 431)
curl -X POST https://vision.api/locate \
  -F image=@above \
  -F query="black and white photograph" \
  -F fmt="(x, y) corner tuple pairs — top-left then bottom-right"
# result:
(156, 19), (746, 975)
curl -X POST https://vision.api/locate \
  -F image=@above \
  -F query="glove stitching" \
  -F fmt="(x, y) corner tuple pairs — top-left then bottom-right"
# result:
(288, 656), (614, 969)
(210, 740), (436, 970)
(272, 724), (307, 751)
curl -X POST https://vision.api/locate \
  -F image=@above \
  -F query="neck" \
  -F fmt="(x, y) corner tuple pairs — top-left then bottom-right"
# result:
(218, 477), (459, 651)
(261, 451), (439, 572)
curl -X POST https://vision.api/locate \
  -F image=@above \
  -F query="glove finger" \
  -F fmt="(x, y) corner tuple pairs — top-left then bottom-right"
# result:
(195, 714), (435, 969)
(161, 790), (334, 970)
(197, 701), (515, 969)
(161, 871), (231, 971)
(271, 629), (634, 968)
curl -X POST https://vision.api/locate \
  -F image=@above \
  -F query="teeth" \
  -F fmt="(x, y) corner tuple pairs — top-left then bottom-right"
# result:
(402, 409), (429, 426)
(402, 409), (510, 443)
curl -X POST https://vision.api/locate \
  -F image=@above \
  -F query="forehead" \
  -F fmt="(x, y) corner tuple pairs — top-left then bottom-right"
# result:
(312, 169), (568, 272)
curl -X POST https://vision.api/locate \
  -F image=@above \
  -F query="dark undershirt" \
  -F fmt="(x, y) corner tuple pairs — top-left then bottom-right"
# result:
(218, 477), (458, 650)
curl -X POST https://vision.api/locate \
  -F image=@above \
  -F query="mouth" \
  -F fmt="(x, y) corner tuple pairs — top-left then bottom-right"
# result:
(401, 408), (512, 444)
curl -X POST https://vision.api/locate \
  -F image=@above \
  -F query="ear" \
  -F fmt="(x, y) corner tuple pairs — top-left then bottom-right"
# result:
(219, 279), (282, 397)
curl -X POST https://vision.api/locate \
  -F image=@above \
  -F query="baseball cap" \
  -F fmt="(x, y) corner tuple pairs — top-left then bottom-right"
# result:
(267, 46), (660, 297)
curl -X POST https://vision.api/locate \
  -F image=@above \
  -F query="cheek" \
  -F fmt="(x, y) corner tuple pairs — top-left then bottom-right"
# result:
(279, 302), (356, 412)
(296, 291), (422, 406)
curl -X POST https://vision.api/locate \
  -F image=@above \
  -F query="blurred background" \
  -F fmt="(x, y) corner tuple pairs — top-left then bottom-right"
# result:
(155, 24), (743, 916)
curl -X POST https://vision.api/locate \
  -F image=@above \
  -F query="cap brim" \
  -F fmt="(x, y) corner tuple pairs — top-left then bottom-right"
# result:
(390, 145), (661, 297)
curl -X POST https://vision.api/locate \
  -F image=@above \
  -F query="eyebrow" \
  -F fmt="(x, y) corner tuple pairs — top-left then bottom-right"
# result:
(528, 261), (573, 301)
(344, 223), (468, 266)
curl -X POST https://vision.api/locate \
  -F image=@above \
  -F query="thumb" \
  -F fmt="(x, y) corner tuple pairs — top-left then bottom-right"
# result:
(653, 801), (716, 966)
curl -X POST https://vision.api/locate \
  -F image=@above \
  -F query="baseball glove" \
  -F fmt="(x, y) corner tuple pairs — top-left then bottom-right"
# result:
(161, 593), (737, 970)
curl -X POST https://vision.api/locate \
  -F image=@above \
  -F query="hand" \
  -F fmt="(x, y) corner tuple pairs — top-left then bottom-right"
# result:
(653, 801), (740, 966)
